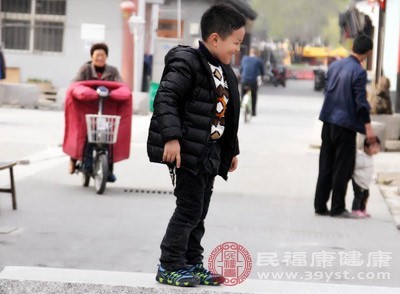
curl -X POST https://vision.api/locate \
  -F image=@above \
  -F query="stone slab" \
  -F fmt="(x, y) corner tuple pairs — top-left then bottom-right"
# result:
(1, 267), (400, 294)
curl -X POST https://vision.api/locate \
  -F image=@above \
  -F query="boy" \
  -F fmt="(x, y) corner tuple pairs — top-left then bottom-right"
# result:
(351, 137), (381, 218)
(147, 4), (246, 287)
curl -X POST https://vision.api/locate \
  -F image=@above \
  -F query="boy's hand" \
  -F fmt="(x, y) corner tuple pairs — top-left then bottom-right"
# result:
(229, 156), (238, 172)
(163, 139), (181, 168)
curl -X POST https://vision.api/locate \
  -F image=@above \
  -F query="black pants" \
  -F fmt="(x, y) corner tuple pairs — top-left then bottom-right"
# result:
(160, 142), (221, 271)
(351, 179), (369, 211)
(314, 123), (356, 215)
(242, 81), (258, 116)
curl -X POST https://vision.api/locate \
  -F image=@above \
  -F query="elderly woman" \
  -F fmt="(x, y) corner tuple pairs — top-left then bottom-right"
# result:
(75, 43), (122, 82)
(69, 43), (123, 182)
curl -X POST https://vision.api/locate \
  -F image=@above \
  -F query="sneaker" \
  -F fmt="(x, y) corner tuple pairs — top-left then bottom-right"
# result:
(107, 173), (117, 182)
(352, 210), (366, 218)
(189, 263), (225, 286)
(331, 210), (361, 219)
(155, 265), (200, 287)
(361, 210), (371, 217)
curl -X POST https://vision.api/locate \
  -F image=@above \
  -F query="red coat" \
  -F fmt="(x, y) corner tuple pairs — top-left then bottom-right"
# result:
(63, 80), (132, 162)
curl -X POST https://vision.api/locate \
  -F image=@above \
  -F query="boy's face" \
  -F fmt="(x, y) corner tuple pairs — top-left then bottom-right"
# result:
(206, 27), (245, 65)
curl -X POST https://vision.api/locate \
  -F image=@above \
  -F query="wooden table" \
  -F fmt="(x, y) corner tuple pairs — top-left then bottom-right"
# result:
(0, 162), (17, 210)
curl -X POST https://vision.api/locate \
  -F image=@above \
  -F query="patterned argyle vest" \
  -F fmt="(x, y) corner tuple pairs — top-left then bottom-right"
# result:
(208, 63), (229, 140)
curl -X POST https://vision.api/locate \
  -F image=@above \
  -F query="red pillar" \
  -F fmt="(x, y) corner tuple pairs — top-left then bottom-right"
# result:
(120, 1), (136, 91)
(396, 25), (400, 112)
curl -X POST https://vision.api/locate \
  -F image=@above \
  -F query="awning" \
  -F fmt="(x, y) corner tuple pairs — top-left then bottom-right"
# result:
(302, 46), (329, 58)
(328, 47), (349, 57)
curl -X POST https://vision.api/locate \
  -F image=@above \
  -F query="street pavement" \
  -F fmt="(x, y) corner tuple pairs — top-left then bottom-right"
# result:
(1, 80), (400, 292)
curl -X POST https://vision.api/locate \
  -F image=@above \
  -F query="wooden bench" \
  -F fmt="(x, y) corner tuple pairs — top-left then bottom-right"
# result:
(0, 162), (17, 210)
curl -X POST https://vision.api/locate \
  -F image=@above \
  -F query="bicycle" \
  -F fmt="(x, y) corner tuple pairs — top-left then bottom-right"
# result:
(80, 86), (121, 194)
(241, 86), (253, 123)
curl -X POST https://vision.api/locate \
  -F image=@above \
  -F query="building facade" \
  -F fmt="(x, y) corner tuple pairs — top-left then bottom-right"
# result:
(1, 0), (255, 90)
(1, 0), (125, 88)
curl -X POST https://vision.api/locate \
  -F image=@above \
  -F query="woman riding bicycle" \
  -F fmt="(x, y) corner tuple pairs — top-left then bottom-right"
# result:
(66, 43), (131, 182)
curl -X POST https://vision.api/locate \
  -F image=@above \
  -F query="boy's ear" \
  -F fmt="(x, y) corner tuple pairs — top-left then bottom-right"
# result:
(207, 33), (219, 47)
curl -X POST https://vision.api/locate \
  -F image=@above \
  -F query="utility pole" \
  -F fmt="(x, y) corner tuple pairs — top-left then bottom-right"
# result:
(375, 0), (386, 84)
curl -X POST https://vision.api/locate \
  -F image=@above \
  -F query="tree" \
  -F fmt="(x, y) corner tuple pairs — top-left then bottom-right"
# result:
(251, 0), (350, 45)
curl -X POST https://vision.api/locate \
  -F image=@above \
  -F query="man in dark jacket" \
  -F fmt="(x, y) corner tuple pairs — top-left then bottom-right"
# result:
(314, 34), (375, 218)
(147, 4), (245, 287)
(240, 47), (265, 116)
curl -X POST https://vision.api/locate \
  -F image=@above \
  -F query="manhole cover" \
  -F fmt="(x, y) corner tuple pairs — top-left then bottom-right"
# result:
(122, 188), (173, 195)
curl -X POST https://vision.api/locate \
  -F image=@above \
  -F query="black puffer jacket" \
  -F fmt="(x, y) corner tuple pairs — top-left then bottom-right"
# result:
(147, 46), (240, 180)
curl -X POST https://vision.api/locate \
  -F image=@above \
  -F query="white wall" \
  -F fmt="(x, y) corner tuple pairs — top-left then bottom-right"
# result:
(3, 0), (123, 88)
(158, 0), (212, 47)
(152, 0), (213, 82)
(383, 0), (400, 91)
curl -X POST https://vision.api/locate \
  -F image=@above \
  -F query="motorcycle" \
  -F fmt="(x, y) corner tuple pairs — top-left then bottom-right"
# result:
(263, 63), (287, 87)
(271, 65), (287, 87)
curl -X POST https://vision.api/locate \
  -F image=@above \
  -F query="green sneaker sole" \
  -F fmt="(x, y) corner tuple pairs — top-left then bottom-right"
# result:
(200, 280), (221, 286)
(156, 276), (200, 287)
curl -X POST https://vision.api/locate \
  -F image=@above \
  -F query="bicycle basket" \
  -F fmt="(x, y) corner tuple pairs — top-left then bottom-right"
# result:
(85, 114), (121, 144)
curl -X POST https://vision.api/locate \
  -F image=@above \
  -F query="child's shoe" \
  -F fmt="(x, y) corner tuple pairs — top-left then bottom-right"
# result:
(189, 263), (225, 286)
(361, 210), (371, 217)
(155, 265), (200, 287)
(352, 210), (366, 218)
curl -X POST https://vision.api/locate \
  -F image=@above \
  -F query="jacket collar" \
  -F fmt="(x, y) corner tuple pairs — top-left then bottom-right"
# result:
(198, 41), (221, 67)
(349, 55), (361, 64)
(89, 63), (113, 80)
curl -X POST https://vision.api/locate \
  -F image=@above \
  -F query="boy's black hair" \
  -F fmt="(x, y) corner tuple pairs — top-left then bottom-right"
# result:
(352, 34), (373, 55)
(201, 4), (246, 40)
(90, 43), (108, 57)
(364, 136), (381, 147)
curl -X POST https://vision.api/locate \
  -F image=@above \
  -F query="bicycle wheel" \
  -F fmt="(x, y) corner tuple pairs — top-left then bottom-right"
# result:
(244, 104), (250, 123)
(82, 172), (90, 187)
(94, 153), (108, 194)
(246, 104), (253, 123)
(245, 91), (253, 123)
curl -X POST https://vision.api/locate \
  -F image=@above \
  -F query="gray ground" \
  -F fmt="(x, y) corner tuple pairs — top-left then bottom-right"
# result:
(1, 80), (400, 289)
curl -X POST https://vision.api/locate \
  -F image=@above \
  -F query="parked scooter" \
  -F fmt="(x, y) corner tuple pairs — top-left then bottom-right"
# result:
(313, 68), (326, 91)
(271, 65), (287, 87)
(263, 64), (287, 87)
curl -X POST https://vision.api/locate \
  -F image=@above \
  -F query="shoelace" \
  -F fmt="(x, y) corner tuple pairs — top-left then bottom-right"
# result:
(169, 268), (193, 282)
(193, 265), (212, 277)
